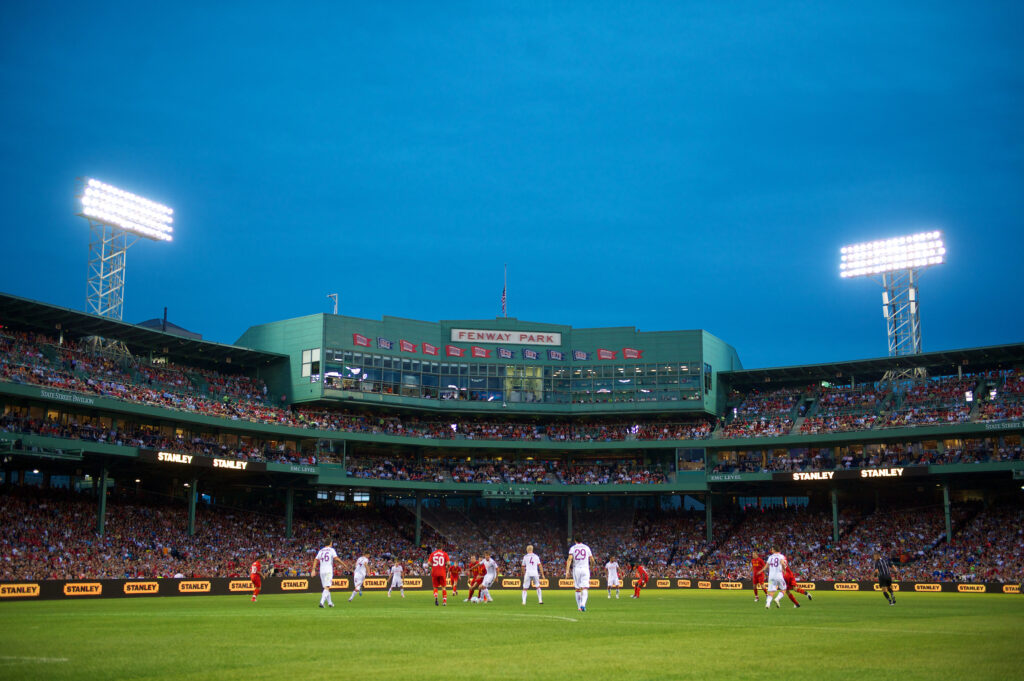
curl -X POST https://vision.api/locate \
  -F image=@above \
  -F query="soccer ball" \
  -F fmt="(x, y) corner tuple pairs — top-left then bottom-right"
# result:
(470, 597), (480, 603)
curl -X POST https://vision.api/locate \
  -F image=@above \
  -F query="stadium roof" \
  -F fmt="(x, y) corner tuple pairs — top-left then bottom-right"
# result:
(0, 292), (286, 368)
(720, 342), (1024, 386)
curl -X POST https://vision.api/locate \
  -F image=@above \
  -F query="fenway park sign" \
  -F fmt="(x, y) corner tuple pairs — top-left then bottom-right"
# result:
(450, 328), (562, 346)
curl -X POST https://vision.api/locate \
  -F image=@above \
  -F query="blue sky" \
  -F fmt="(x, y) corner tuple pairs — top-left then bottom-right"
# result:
(1, 1), (1021, 368)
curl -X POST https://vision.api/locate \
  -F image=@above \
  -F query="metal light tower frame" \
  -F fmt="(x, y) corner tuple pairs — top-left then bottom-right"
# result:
(881, 268), (922, 359)
(85, 222), (137, 320)
(840, 231), (946, 382)
(76, 178), (174, 353)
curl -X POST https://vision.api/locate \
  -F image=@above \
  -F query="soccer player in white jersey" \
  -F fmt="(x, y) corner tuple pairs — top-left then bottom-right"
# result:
(605, 556), (621, 599)
(764, 547), (789, 610)
(565, 537), (596, 612)
(349, 553), (369, 602)
(312, 541), (342, 608)
(387, 562), (405, 598)
(480, 553), (498, 603)
(521, 545), (544, 605)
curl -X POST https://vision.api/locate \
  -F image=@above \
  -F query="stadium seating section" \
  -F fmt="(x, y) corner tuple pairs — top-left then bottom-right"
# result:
(2, 487), (1019, 583)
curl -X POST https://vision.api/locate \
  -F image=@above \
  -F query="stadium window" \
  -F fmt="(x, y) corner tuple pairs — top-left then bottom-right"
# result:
(301, 348), (321, 381)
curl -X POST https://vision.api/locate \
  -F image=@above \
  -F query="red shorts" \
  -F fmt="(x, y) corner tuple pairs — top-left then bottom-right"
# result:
(784, 577), (796, 590)
(753, 576), (765, 585)
(250, 574), (261, 588)
(432, 574), (446, 589)
(470, 577), (483, 588)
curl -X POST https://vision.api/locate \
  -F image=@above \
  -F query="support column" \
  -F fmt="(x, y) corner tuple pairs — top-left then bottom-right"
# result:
(943, 483), (952, 542)
(285, 487), (294, 539)
(414, 492), (423, 547)
(187, 478), (198, 536)
(830, 489), (839, 544)
(705, 493), (713, 544)
(566, 496), (573, 543)
(96, 465), (108, 537)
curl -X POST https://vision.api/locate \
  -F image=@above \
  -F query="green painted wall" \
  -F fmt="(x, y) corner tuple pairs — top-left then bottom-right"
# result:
(236, 314), (324, 404)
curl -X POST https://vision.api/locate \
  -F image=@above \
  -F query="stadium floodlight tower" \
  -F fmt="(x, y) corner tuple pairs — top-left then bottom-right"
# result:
(839, 231), (945, 382)
(76, 178), (174, 352)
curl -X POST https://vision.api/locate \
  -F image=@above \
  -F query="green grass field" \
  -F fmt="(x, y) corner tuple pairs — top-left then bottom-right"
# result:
(0, 589), (1021, 681)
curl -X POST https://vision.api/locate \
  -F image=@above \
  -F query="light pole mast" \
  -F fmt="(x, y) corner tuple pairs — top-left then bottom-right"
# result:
(840, 231), (945, 382)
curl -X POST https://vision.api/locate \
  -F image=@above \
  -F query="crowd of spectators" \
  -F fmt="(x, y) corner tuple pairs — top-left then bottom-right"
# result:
(296, 407), (712, 443)
(978, 370), (1024, 422)
(345, 455), (668, 486)
(0, 412), (316, 465)
(913, 506), (1024, 582)
(0, 331), (289, 426)
(0, 487), (427, 580)
(711, 440), (1024, 474)
(799, 385), (886, 434)
(719, 388), (801, 438)
(885, 375), (975, 427)
(6, 330), (1024, 452)
(1, 485), (1021, 583)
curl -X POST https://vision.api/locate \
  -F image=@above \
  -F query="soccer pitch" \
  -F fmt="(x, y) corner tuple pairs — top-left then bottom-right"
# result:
(0, 590), (1020, 681)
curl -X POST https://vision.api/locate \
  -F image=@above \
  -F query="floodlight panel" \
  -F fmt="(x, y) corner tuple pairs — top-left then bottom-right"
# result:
(78, 178), (174, 242)
(839, 231), (945, 278)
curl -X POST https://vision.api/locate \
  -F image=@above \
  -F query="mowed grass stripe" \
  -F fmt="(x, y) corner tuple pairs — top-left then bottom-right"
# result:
(0, 591), (1019, 681)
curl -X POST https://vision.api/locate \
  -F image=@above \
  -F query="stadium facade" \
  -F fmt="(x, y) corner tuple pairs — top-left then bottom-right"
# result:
(1, 291), (1023, 594)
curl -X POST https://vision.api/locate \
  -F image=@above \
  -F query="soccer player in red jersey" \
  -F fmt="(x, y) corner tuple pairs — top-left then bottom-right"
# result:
(250, 557), (263, 603)
(448, 561), (462, 596)
(751, 552), (767, 603)
(783, 561), (812, 607)
(429, 546), (450, 606)
(464, 555), (484, 602)
(631, 563), (650, 598)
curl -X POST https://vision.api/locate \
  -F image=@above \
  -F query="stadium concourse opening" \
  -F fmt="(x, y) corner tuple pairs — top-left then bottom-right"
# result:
(0, 291), (1022, 593)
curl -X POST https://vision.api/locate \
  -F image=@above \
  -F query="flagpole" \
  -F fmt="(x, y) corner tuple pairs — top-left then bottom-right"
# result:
(503, 264), (507, 318)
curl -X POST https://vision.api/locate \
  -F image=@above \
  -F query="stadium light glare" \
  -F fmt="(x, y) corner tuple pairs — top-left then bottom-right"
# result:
(838, 231), (945, 279)
(840, 229), (948, 380)
(78, 178), (174, 242)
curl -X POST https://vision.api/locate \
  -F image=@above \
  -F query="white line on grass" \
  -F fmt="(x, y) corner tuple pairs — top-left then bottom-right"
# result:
(0, 656), (69, 663)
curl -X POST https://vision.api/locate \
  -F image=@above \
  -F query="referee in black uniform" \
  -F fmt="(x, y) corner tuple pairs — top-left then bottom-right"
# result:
(873, 552), (897, 605)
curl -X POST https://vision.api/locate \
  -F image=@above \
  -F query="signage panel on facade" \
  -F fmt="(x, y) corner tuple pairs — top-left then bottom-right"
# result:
(450, 329), (561, 346)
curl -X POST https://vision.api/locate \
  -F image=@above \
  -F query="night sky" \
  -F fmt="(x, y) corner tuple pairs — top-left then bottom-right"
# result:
(1, 1), (1021, 368)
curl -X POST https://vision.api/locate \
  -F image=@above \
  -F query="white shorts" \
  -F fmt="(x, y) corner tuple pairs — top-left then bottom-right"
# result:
(767, 576), (787, 592)
(354, 573), (365, 590)
(573, 567), (591, 589)
(390, 576), (403, 587)
(319, 571), (334, 589)
(523, 574), (541, 589)
(608, 576), (621, 587)
(482, 574), (495, 588)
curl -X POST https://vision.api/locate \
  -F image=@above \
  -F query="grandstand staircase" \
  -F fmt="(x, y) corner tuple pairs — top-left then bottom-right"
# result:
(869, 391), (897, 429)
